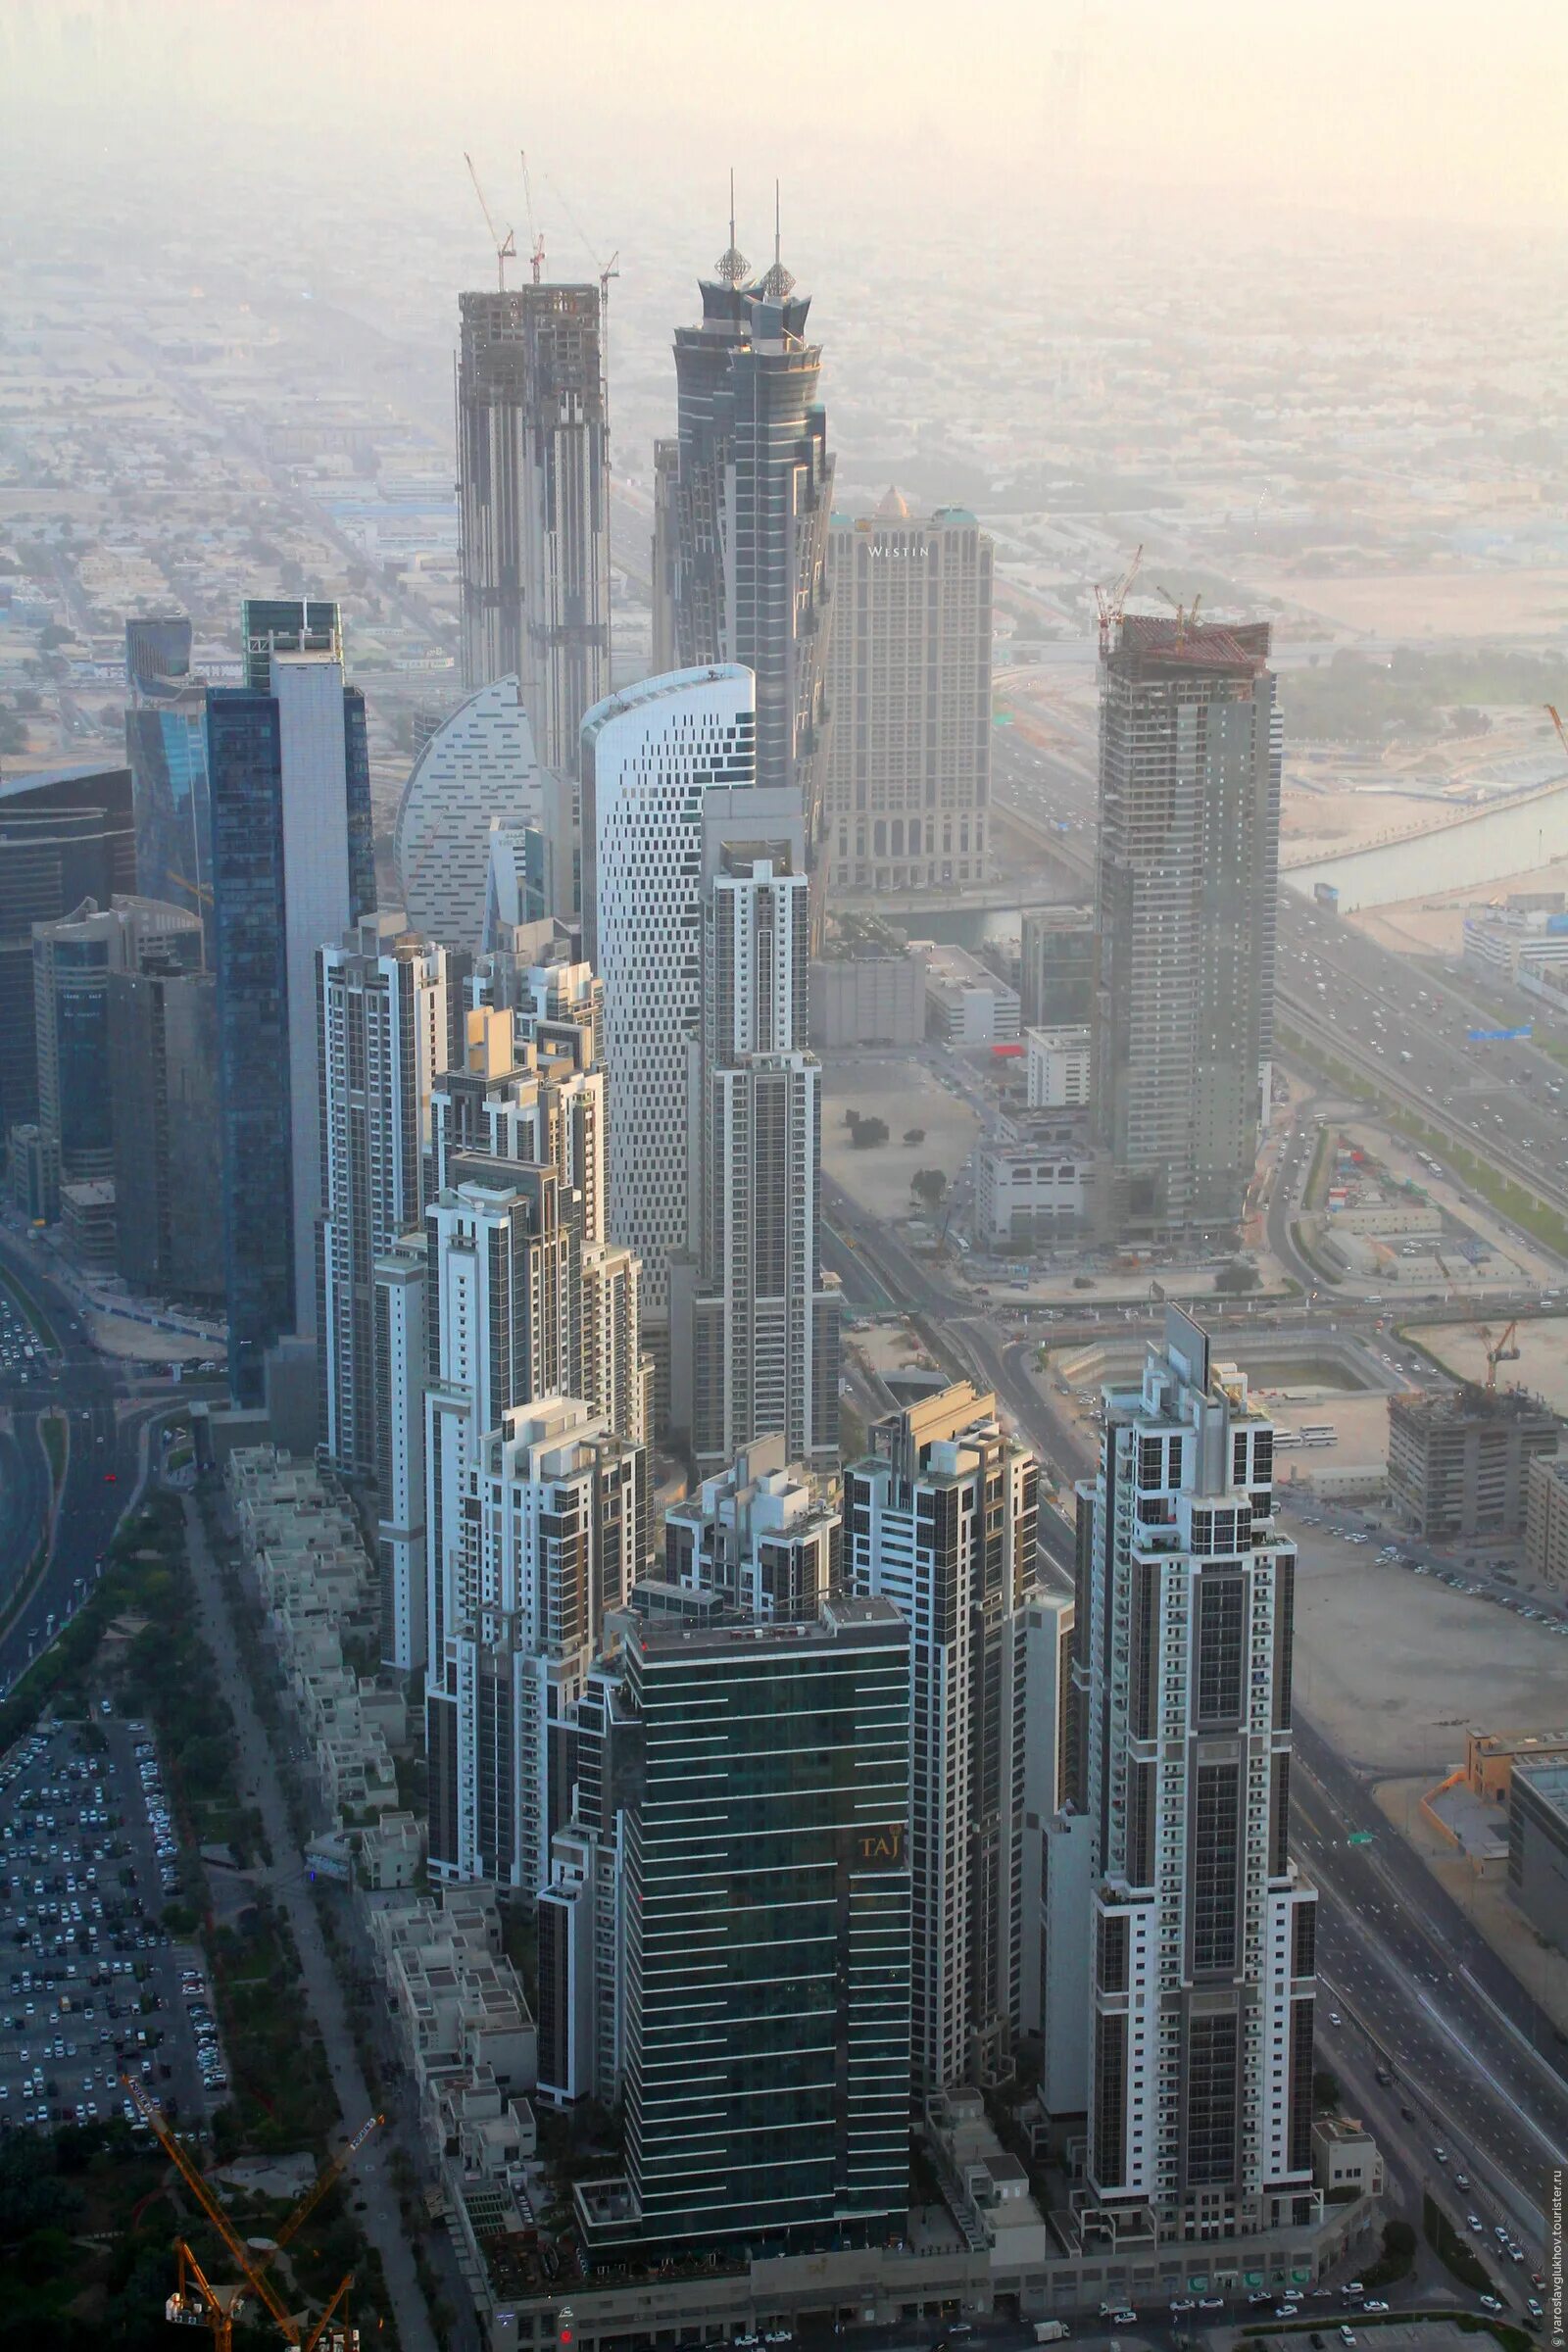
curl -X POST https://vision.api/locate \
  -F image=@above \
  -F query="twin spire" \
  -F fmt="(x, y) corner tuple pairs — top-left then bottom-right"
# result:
(715, 172), (795, 300)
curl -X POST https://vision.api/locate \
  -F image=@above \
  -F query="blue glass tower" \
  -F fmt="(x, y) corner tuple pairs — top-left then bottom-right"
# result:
(125, 619), (214, 966)
(208, 669), (373, 1404)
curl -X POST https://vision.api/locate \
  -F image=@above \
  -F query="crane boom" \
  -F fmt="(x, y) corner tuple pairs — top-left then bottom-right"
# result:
(465, 151), (516, 291)
(1094, 544), (1144, 658)
(272, 2112), (381, 2255)
(1547, 704), (1568, 765)
(125, 2077), (300, 2339)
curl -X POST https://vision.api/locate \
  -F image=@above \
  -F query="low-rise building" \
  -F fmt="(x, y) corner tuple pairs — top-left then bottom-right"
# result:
(911, 941), (1020, 1045)
(974, 1117), (1093, 1246)
(1506, 1758), (1568, 1950)
(1525, 1449), (1568, 1590)
(1025, 1025), (1092, 1109)
(1463, 1726), (1568, 1806)
(808, 952), (925, 1047)
(1311, 2117), (1384, 2201)
(1387, 1385), (1560, 1539)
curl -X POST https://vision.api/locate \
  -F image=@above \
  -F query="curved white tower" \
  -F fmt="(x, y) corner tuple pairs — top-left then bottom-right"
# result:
(580, 665), (756, 1318)
(394, 675), (546, 951)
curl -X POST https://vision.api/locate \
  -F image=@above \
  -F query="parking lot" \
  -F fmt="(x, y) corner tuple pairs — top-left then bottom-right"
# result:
(0, 1707), (227, 2133)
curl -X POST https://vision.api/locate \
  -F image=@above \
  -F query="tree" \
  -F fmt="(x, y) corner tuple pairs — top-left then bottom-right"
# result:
(850, 1117), (889, 1150)
(1214, 1258), (1261, 1296)
(903, 1127), (926, 1145)
(910, 1168), (948, 1212)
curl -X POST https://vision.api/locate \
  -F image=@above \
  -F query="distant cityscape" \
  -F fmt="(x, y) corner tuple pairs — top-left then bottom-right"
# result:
(0, 93), (1565, 2352)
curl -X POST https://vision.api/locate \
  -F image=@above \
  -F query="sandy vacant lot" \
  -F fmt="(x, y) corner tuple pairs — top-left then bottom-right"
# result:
(1419, 1315), (1568, 1416)
(1292, 1533), (1567, 1779)
(820, 1056), (981, 1223)
(1253, 567), (1568, 641)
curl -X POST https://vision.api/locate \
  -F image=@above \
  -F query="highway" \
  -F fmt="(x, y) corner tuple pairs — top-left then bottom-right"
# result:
(992, 708), (1568, 1234)
(821, 1181), (1562, 2292)
(0, 1229), (163, 1695)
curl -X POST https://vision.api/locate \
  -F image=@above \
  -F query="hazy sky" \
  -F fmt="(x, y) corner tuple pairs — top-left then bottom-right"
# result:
(1, 0), (1564, 251)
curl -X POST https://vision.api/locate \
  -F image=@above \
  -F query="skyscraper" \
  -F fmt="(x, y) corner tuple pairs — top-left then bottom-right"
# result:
(575, 1594), (911, 2259)
(108, 956), (223, 1299)
(456, 285), (610, 768)
(318, 916), (448, 1479)
(1070, 1308), (1318, 2242)
(394, 674), (573, 949)
(844, 1383), (1041, 2093)
(208, 651), (373, 1403)
(32, 895), (203, 1208)
(580, 665), (757, 1339)
(124, 617), (214, 963)
(240, 596), (341, 695)
(666, 237), (833, 851)
(669, 820), (840, 1471)
(439, 1395), (646, 1895)
(0, 764), (135, 1140)
(1094, 616), (1281, 1240)
(823, 498), (994, 894)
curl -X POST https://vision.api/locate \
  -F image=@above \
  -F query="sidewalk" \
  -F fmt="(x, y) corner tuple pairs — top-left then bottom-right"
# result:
(181, 1495), (438, 2352)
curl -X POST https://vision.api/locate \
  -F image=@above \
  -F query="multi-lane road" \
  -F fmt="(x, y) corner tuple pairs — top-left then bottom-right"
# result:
(822, 1180), (1565, 2284)
(0, 1230), (166, 1696)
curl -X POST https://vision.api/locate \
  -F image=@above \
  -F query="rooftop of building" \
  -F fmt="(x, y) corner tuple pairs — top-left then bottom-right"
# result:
(1392, 1382), (1559, 1428)
(630, 1591), (906, 1665)
(1112, 612), (1272, 673)
(1512, 1758), (1568, 1813)
(579, 663), (753, 745)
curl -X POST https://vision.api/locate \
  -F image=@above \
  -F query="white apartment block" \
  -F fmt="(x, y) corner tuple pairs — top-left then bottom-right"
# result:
(670, 822), (839, 1472)
(274, 652), (360, 1337)
(1070, 1308), (1318, 2245)
(824, 497), (994, 895)
(580, 665), (758, 1323)
(1026, 1024), (1093, 1109)
(844, 1383), (1040, 2091)
(318, 916), (446, 1483)
(374, 1234), (429, 1672)
(444, 1397), (646, 1895)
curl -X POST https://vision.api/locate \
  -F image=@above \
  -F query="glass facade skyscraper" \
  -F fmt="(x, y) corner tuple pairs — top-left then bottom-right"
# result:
(124, 618), (213, 963)
(208, 667), (373, 1403)
(580, 1594), (911, 2258)
(0, 765), (135, 1137)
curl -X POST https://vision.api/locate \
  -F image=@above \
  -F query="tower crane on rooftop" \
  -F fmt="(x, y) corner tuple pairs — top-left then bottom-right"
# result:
(1153, 583), (1203, 648)
(465, 152), (516, 292)
(123, 2076), (378, 2352)
(1547, 705), (1568, 767)
(1094, 544), (1143, 659)
(519, 149), (545, 283)
(1477, 1320), (1522, 1392)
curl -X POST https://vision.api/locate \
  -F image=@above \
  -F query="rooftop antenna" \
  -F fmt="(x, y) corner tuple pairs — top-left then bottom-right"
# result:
(519, 149), (545, 283)
(717, 167), (750, 286)
(758, 179), (796, 300)
(465, 151), (515, 292)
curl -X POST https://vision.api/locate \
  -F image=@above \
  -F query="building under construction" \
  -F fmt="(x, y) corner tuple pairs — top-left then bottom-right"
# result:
(456, 283), (609, 771)
(1388, 1383), (1561, 1539)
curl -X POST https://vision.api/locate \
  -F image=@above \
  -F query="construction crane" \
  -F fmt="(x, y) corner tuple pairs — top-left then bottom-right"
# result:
(1547, 704), (1568, 766)
(1094, 544), (1143, 659)
(519, 149), (545, 283)
(465, 152), (516, 291)
(1154, 584), (1203, 648)
(1478, 1320), (1522, 1392)
(168, 868), (213, 909)
(124, 2076), (376, 2352)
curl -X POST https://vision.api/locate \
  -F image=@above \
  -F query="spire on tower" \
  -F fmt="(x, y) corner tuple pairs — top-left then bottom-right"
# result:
(716, 168), (750, 287)
(757, 177), (796, 301)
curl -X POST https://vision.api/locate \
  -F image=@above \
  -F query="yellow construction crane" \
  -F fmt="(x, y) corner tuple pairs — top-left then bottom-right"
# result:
(1477, 1320), (1522, 1392)
(465, 152), (516, 291)
(1154, 583), (1203, 648)
(167, 868), (213, 909)
(123, 2076), (378, 2352)
(1094, 544), (1143, 659)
